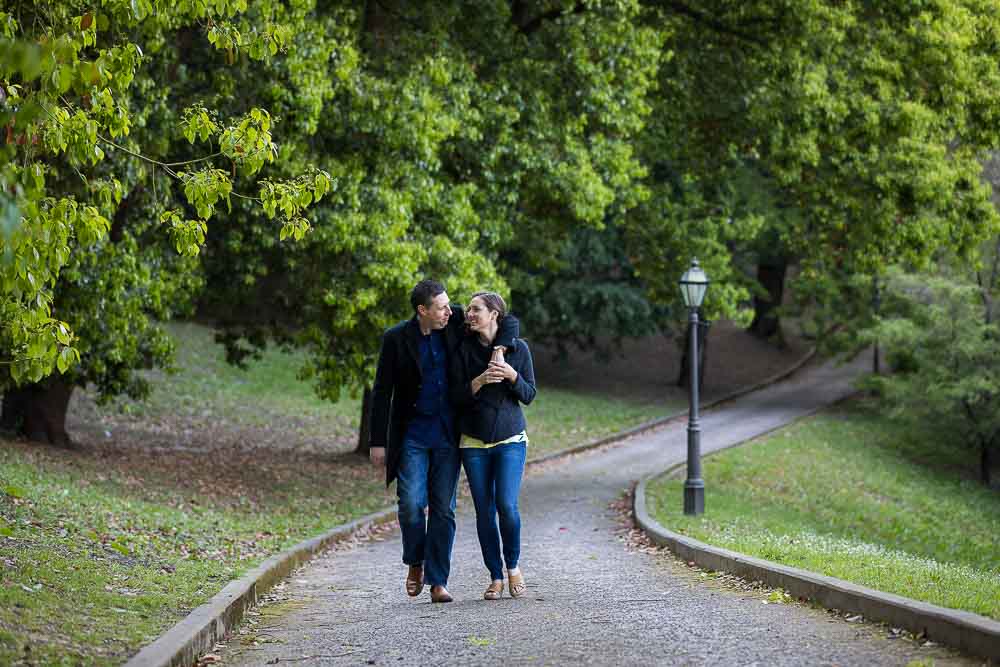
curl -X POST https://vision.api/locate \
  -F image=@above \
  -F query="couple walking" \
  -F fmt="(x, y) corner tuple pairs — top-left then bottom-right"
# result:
(368, 279), (537, 603)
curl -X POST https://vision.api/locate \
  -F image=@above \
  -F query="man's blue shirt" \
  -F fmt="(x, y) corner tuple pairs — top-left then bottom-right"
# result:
(405, 329), (453, 448)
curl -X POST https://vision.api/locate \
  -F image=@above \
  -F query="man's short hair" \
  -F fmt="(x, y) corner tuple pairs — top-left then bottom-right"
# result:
(410, 279), (446, 313)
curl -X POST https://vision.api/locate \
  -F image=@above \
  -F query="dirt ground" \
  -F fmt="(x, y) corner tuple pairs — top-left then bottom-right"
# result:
(7, 319), (812, 512)
(530, 319), (812, 404)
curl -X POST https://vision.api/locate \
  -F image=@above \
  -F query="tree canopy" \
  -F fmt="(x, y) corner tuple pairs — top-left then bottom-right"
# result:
(202, 0), (665, 401)
(0, 0), (331, 389)
(5, 0), (1000, 440)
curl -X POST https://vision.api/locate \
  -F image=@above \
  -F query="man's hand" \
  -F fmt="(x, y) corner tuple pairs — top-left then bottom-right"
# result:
(369, 446), (386, 467)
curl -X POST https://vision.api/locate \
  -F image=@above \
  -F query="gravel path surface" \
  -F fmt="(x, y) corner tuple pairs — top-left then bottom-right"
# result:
(217, 356), (977, 666)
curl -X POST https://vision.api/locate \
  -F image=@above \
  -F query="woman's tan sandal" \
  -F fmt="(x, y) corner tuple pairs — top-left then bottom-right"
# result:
(405, 565), (424, 597)
(508, 570), (526, 598)
(484, 580), (504, 600)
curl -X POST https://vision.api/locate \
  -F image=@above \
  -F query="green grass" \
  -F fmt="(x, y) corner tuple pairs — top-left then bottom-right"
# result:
(104, 321), (672, 457)
(0, 321), (673, 665)
(524, 386), (668, 457)
(102, 321), (363, 448)
(646, 400), (1000, 619)
(0, 442), (392, 666)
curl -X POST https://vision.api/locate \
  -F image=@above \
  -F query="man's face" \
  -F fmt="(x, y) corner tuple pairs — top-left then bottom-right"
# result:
(418, 292), (452, 330)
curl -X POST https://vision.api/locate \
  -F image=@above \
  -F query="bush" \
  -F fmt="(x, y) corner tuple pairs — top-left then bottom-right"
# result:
(862, 269), (1000, 487)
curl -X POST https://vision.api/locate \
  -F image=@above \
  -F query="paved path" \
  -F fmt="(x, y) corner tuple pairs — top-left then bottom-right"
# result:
(218, 356), (976, 666)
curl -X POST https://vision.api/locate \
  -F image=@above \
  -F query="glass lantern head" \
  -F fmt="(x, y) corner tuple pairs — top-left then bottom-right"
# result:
(679, 258), (709, 308)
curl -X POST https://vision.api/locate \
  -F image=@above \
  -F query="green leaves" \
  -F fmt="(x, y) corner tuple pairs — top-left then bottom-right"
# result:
(129, 0), (153, 22)
(5, 0), (1000, 428)
(207, 19), (290, 61)
(160, 210), (208, 256)
(219, 108), (276, 176)
(51, 65), (74, 94)
(859, 267), (1000, 484)
(278, 218), (309, 242)
(55, 346), (80, 374)
(180, 169), (232, 221)
(259, 169), (332, 230)
(0, 0), (330, 395)
(181, 105), (218, 145)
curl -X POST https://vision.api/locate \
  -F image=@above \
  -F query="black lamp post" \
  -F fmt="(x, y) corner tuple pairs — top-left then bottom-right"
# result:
(679, 258), (709, 515)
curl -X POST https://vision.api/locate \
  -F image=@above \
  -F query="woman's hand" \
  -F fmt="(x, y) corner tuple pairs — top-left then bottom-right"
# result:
(489, 359), (518, 384)
(471, 364), (507, 394)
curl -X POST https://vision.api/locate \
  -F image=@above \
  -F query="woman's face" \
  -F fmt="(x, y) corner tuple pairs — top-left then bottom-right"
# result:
(465, 296), (497, 333)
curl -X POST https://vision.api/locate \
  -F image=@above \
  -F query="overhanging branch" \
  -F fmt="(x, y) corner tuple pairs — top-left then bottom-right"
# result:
(655, 0), (770, 46)
(517, 2), (587, 35)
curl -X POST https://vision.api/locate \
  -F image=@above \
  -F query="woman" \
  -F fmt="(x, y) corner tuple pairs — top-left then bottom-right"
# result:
(449, 291), (536, 600)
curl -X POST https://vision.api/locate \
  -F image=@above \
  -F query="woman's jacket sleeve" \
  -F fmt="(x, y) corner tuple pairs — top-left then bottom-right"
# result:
(507, 341), (536, 405)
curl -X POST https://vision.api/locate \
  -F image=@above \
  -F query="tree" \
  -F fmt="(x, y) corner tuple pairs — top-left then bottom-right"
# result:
(197, 1), (666, 456)
(506, 223), (669, 358)
(210, 0), (1000, 443)
(628, 0), (1000, 358)
(11, 0), (1000, 449)
(0, 0), (332, 443)
(862, 268), (1000, 487)
(1, 206), (201, 445)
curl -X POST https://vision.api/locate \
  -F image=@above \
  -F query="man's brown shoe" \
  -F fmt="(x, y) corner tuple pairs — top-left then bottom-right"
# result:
(430, 585), (453, 603)
(405, 565), (423, 597)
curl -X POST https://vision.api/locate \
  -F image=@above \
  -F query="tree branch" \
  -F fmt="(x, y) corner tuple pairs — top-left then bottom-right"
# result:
(374, 0), (429, 34)
(655, 0), (770, 46)
(517, 2), (587, 35)
(109, 183), (143, 243)
(510, 0), (529, 28)
(976, 268), (991, 325)
(987, 235), (1000, 324)
(962, 398), (980, 427)
(991, 236), (1000, 288)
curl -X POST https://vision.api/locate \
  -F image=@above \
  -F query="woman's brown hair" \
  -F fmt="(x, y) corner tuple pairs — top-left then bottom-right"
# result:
(470, 291), (507, 321)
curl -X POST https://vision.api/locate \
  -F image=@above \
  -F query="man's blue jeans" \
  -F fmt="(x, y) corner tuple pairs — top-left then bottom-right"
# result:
(396, 441), (462, 588)
(461, 442), (527, 581)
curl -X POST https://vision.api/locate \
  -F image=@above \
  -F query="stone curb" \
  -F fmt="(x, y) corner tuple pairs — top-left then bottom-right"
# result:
(633, 465), (1000, 662)
(123, 507), (398, 667)
(127, 344), (817, 667)
(526, 344), (817, 468)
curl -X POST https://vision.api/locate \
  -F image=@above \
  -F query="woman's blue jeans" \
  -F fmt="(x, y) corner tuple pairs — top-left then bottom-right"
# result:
(461, 442), (527, 580)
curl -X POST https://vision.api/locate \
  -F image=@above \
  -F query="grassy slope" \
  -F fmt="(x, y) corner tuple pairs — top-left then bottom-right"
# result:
(0, 447), (392, 666)
(104, 321), (672, 457)
(646, 400), (1000, 619)
(0, 322), (671, 665)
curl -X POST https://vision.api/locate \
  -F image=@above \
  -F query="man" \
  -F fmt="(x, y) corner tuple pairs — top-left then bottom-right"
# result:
(369, 279), (519, 602)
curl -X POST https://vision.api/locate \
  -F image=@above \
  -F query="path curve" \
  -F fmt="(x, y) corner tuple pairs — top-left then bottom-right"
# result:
(218, 356), (975, 666)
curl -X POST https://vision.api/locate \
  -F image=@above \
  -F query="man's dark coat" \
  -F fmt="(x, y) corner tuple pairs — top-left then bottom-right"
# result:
(369, 306), (518, 486)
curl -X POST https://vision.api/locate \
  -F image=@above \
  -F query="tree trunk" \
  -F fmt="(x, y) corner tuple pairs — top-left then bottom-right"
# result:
(1, 378), (76, 448)
(748, 257), (788, 344)
(872, 275), (882, 375)
(982, 443), (994, 488)
(354, 385), (373, 457)
(676, 320), (710, 391)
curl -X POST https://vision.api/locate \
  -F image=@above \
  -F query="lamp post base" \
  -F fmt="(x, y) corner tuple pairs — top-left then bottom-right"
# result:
(683, 480), (704, 515)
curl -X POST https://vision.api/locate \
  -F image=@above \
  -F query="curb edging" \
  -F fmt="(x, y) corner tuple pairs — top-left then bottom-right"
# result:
(124, 507), (398, 667)
(127, 344), (817, 667)
(633, 467), (1000, 661)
